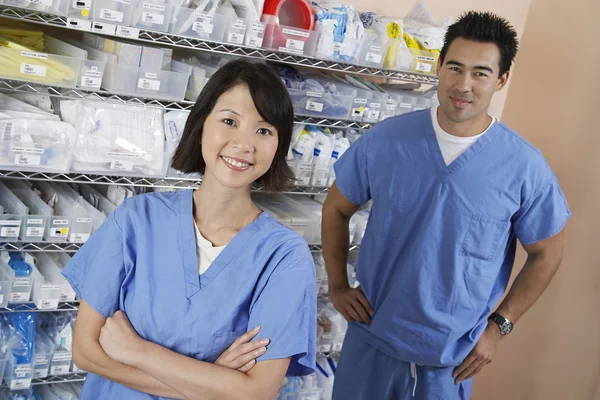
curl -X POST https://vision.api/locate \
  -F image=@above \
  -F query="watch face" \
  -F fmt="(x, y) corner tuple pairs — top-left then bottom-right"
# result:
(500, 321), (513, 335)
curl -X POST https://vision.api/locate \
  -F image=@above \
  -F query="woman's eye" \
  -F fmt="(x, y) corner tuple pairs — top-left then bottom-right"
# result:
(257, 128), (273, 136)
(222, 118), (236, 126)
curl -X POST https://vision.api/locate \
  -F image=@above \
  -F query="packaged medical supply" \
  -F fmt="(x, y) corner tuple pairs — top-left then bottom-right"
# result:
(327, 134), (350, 187)
(0, 255), (15, 308)
(67, 100), (166, 178)
(0, 180), (28, 242)
(5, 252), (35, 304)
(33, 326), (54, 379)
(163, 110), (201, 179)
(315, 357), (336, 399)
(4, 312), (36, 391)
(38, 312), (75, 376)
(32, 253), (71, 310)
(289, 125), (316, 186)
(309, 126), (336, 188)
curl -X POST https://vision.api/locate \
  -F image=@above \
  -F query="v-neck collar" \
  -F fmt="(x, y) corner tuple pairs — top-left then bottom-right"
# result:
(179, 190), (266, 298)
(421, 109), (497, 180)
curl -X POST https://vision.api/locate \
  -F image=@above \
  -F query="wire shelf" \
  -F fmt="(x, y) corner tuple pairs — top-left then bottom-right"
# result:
(0, 301), (80, 313)
(31, 373), (88, 386)
(0, 5), (438, 85)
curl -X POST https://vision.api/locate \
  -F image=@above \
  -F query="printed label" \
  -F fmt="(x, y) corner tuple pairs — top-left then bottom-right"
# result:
(77, 218), (92, 223)
(137, 78), (161, 91)
(92, 21), (116, 35)
(306, 92), (322, 98)
(10, 378), (32, 391)
(11, 146), (44, 154)
(367, 110), (380, 120)
(26, 227), (44, 238)
(414, 107), (426, 111)
(142, 11), (165, 25)
(143, 2), (165, 10)
(232, 19), (245, 28)
(60, 292), (76, 302)
(30, 0), (53, 6)
(2, 122), (13, 138)
(52, 352), (73, 362)
(351, 107), (364, 117)
(50, 227), (69, 238)
(106, 152), (141, 159)
(81, 75), (102, 89)
(285, 38), (305, 51)
(144, 72), (158, 79)
(100, 8), (124, 22)
(306, 100), (324, 113)
(14, 278), (31, 288)
(1, 227), (20, 238)
(399, 103), (412, 109)
(354, 98), (367, 104)
(416, 55), (436, 62)
(250, 22), (265, 34)
(20, 63), (47, 77)
(115, 0), (131, 4)
(365, 52), (382, 64)
(21, 51), (48, 60)
(9, 292), (30, 303)
(278, 46), (303, 55)
(227, 32), (244, 44)
(33, 368), (48, 379)
(333, 342), (343, 352)
(70, 233), (91, 243)
(53, 220), (69, 225)
(386, 103), (398, 110)
(50, 365), (70, 375)
(282, 28), (309, 38)
(67, 18), (92, 31)
(369, 45), (382, 52)
(369, 103), (381, 109)
(15, 153), (42, 166)
(37, 299), (60, 310)
(192, 11), (212, 19)
(73, 0), (91, 9)
(0, 220), (20, 226)
(416, 62), (432, 73)
(247, 35), (263, 48)
(317, 343), (332, 353)
(110, 160), (134, 171)
(116, 26), (140, 39)
(192, 22), (213, 34)
(28, 219), (44, 225)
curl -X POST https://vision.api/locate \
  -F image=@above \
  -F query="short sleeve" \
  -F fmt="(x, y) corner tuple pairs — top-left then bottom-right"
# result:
(513, 175), (571, 245)
(62, 211), (126, 318)
(333, 132), (371, 206)
(247, 255), (317, 377)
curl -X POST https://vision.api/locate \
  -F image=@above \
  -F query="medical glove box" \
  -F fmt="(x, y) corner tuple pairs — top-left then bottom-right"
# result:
(4, 356), (33, 391)
(262, 16), (318, 58)
(3, 0), (69, 16)
(169, 8), (229, 42)
(131, 0), (174, 32)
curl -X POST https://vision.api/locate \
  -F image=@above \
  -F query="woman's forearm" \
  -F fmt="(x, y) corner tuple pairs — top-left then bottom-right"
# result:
(129, 340), (288, 400)
(73, 339), (185, 399)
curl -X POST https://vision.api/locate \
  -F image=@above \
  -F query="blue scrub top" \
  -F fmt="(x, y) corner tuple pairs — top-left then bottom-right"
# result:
(63, 190), (317, 399)
(334, 110), (571, 367)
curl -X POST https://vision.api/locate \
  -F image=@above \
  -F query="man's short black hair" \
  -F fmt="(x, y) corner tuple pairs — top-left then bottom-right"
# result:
(171, 59), (295, 192)
(439, 11), (519, 77)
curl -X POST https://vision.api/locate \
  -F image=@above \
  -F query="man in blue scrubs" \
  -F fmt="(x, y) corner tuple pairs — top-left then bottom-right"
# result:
(322, 11), (571, 399)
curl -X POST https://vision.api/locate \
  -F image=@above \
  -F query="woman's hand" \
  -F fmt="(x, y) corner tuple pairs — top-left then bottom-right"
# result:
(215, 326), (270, 373)
(100, 310), (145, 365)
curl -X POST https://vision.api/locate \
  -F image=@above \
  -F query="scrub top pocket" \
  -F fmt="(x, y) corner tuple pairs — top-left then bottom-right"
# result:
(461, 214), (510, 263)
(208, 330), (247, 363)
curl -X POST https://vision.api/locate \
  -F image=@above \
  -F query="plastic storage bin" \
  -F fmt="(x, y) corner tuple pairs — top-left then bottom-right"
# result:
(68, 0), (92, 19)
(4, 356), (33, 391)
(131, 0), (173, 32)
(357, 37), (389, 69)
(288, 89), (355, 119)
(224, 18), (248, 45)
(102, 63), (190, 101)
(262, 16), (318, 57)
(50, 351), (73, 375)
(91, 0), (135, 25)
(3, 180), (53, 242)
(3, 0), (69, 16)
(33, 351), (51, 379)
(0, 181), (28, 243)
(244, 21), (266, 48)
(31, 264), (61, 311)
(0, 258), (15, 308)
(0, 48), (82, 88)
(0, 353), (8, 384)
(315, 34), (362, 64)
(169, 8), (229, 42)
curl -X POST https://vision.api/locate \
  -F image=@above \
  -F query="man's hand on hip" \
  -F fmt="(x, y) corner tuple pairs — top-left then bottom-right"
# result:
(453, 322), (502, 383)
(330, 286), (374, 324)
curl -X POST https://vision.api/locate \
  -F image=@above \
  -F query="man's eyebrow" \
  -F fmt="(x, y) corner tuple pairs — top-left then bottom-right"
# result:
(446, 60), (494, 73)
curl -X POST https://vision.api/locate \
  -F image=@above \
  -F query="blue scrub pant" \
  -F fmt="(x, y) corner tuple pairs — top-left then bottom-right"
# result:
(332, 326), (472, 400)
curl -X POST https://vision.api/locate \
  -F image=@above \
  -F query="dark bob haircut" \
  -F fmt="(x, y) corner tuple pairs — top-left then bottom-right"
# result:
(439, 11), (519, 77)
(171, 59), (295, 191)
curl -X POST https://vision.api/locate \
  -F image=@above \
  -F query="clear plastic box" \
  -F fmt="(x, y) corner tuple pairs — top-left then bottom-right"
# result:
(131, 0), (173, 32)
(357, 37), (389, 69)
(3, 180), (53, 242)
(169, 8), (229, 42)
(102, 63), (190, 101)
(0, 353), (8, 384)
(363, 92), (387, 123)
(262, 16), (318, 57)
(90, 0), (135, 26)
(68, 0), (92, 19)
(50, 351), (73, 375)
(78, 59), (106, 91)
(0, 258), (15, 308)
(288, 89), (355, 119)
(0, 47), (82, 88)
(387, 42), (439, 75)
(33, 352), (51, 379)
(3, 0), (69, 16)
(171, 60), (206, 102)
(315, 34), (361, 64)
(244, 21), (266, 48)
(31, 261), (62, 310)
(4, 357), (32, 391)
(224, 18), (248, 45)
(50, 253), (76, 302)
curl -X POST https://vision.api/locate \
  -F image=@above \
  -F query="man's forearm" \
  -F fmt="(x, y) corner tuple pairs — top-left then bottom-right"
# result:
(496, 252), (562, 323)
(322, 210), (351, 290)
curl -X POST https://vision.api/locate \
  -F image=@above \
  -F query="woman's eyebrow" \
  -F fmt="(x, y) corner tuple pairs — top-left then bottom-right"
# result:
(219, 108), (241, 116)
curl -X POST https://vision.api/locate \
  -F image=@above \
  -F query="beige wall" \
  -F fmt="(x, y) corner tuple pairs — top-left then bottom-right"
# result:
(344, 0), (532, 117)
(472, 0), (600, 398)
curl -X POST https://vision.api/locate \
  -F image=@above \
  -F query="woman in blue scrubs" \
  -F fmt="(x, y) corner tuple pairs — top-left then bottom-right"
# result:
(62, 59), (317, 399)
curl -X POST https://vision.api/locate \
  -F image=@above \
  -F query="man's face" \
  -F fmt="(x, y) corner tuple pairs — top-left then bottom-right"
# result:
(437, 38), (509, 123)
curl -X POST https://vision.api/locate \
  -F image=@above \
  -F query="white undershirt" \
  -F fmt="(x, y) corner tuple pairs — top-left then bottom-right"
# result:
(194, 222), (226, 275)
(431, 106), (497, 166)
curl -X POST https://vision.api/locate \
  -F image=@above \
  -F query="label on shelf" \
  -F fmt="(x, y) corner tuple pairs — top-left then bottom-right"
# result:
(14, 153), (41, 166)
(416, 62), (432, 73)
(53, 219), (69, 225)
(367, 110), (381, 120)
(306, 92), (322, 98)
(369, 45), (382, 52)
(77, 218), (92, 223)
(50, 227), (69, 239)
(246, 35), (263, 48)
(28, 218), (44, 225)
(142, 11), (164, 25)
(306, 100), (324, 113)
(282, 28), (310, 38)
(232, 19), (245, 27)
(37, 299), (60, 310)
(20, 63), (47, 77)
(416, 55), (436, 62)
(81, 75), (102, 89)
(144, 72), (158, 79)
(12, 146), (43, 154)
(317, 343), (332, 353)
(106, 152), (141, 159)
(9, 292), (29, 303)
(50, 365), (70, 375)
(279, 47), (303, 56)
(143, 2), (165, 10)
(192, 22), (213, 34)
(26, 227), (44, 238)
(351, 107), (365, 117)
(1, 226), (20, 238)
(0, 220), (20, 226)
(21, 51), (48, 60)
(115, 0), (131, 4)
(73, 0), (91, 9)
(249, 22), (265, 34)
(33, 367), (48, 379)
(284, 38), (305, 51)
(365, 52), (382, 64)
(10, 378), (32, 391)
(14, 278), (31, 288)
(110, 160), (134, 171)
(192, 11), (212, 19)
(333, 343), (343, 352)
(60, 293), (76, 302)
(386, 103), (398, 111)
(30, 0), (53, 5)
(369, 102), (381, 109)
(137, 78), (161, 91)
(52, 352), (73, 362)
(399, 103), (412, 109)
(70, 233), (91, 243)
(67, 18), (92, 31)
(100, 8), (124, 22)
(414, 107), (426, 111)
(354, 98), (367, 104)
(92, 21), (116, 35)
(116, 26), (140, 39)
(227, 32), (244, 45)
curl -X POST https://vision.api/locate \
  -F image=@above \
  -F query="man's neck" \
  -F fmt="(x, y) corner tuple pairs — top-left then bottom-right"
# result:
(437, 108), (493, 138)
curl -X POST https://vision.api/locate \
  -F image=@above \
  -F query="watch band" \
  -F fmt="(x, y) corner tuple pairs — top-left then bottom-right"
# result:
(489, 312), (513, 335)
